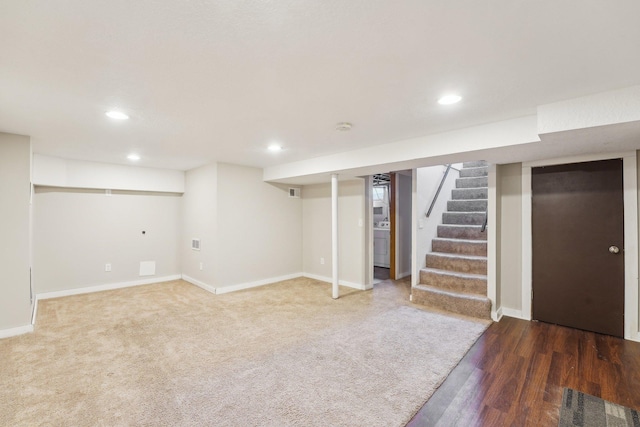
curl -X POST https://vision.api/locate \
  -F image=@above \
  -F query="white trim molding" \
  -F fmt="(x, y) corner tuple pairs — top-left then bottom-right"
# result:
(521, 166), (533, 321)
(215, 273), (303, 295)
(500, 307), (524, 320)
(0, 324), (34, 339)
(37, 274), (182, 300)
(181, 274), (216, 294)
(622, 154), (639, 342)
(31, 297), (38, 325)
(303, 273), (368, 291)
(398, 271), (412, 280)
(522, 151), (639, 341)
(411, 169), (419, 288)
(487, 163), (498, 321)
(183, 273), (304, 295)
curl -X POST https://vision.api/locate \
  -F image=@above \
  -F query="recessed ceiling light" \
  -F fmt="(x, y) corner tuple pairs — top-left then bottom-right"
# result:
(268, 144), (282, 152)
(438, 95), (462, 105)
(106, 111), (129, 120)
(336, 122), (352, 131)
(127, 154), (140, 161)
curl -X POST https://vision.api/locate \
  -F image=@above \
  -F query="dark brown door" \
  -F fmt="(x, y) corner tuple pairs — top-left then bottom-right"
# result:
(532, 159), (624, 338)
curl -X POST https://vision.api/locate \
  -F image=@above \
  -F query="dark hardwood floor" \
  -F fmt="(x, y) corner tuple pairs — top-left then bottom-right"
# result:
(407, 316), (640, 426)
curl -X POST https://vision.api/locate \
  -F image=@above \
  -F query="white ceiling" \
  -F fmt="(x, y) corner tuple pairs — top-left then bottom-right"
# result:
(1, 1), (640, 171)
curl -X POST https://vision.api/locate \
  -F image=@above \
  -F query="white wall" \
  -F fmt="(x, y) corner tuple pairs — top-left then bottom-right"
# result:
(302, 179), (366, 288)
(396, 173), (412, 279)
(0, 132), (32, 333)
(264, 116), (539, 183)
(415, 164), (460, 272)
(302, 183), (332, 279)
(215, 163), (302, 288)
(496, 163), (523, 314)
(537, 85), (640, 135)
(181, 163), (217, 288)
(33, 188), (181, 293)
(33, 154), (185, 193)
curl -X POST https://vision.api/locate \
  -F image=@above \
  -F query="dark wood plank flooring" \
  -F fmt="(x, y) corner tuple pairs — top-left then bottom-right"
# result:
(407, 316), (640, 426)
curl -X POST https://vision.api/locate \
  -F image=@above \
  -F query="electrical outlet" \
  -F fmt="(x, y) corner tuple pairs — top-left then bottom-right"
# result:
(320, 258), (325, 265)
(105, 263), (112, 272)
(199, 262), (203, 271)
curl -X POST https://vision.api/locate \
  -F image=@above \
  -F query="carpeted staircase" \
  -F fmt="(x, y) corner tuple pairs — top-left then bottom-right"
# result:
(412, 161), (491, 319)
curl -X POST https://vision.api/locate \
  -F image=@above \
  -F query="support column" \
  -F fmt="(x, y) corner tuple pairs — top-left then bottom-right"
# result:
(331, 173), (339, 299)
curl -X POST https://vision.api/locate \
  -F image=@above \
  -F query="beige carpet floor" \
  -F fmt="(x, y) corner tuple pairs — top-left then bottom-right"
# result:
(0, 277), (489, 427)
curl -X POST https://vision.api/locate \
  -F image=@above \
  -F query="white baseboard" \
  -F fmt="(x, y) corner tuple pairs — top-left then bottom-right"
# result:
(0, 324), (34, 339)
(36, 274), (182, 300)
(500, 307), (525, 320)
(302, 273), (367, 290)
(181, 275), (216, 294)
(31, 297), (38, 325)
(493, 307), (503, 322)
(397, 271), (411, 280)
(628, 331), (640, 343)
(215, 273), (303, 295)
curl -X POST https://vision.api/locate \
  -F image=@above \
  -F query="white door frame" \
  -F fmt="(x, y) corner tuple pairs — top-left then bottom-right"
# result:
(521, 151), (639, 341)
(487, 164), (498, 321)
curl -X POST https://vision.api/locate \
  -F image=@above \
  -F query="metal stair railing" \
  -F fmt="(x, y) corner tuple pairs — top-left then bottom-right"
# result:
(425, 164), (458, 217)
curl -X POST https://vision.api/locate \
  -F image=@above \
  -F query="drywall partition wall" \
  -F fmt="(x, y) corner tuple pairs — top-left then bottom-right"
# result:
(415, 165), (460, 274)
(33, 188), (181, 294)
(492, 164), (501, 310)
(637, 150), (640, 337)
(497, 163), (523, 316)
(302, 183), (332, 280)
(537, 86), (640, 135)
(33, 154), (185, 193)
(181, 163), (217, 290)
(215, 163), (302, 289)
(638, 150), (640, 336)
(338, 179), (366, 287)
(0, 133), (32, 334)
(302, 179), (366, 288)
(264, 116), (539, 183)
(396, 173), (412, 279)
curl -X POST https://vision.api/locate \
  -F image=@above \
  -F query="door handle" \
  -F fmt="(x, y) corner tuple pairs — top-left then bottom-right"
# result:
(609, 245), (620, 254)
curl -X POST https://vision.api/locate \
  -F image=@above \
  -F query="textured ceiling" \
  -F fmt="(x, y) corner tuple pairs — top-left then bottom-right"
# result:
(1, 1), (640, 171)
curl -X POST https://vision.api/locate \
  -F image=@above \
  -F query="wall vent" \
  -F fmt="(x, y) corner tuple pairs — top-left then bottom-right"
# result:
(191, 238), (201, 251)
(139, 261), (156, 276)
(289, 188), (301, 198)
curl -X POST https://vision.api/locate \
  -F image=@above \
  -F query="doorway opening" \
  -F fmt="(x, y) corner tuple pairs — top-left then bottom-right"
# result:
(370, 171), (412, 284)
(372, 173), (391, 283)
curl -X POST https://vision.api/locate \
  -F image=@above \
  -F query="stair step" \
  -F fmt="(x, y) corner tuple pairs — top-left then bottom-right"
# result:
(419, 268), (487, 295)
(438, 224), (487, 240)
(459, 166), (488, 178)
(432, 238), (487, 256)
(452, 187), (488, 200)
(447, 199), (488, 212)
(442, 212), (486, 226)
(412, 284), (491, 319)
(463, 160), (488, 168)
(455, 176), (488, 189)
(425, 252), (487, 275)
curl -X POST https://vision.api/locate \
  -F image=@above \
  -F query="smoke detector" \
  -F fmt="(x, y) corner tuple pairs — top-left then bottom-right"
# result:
(335, 122), (352, 131)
